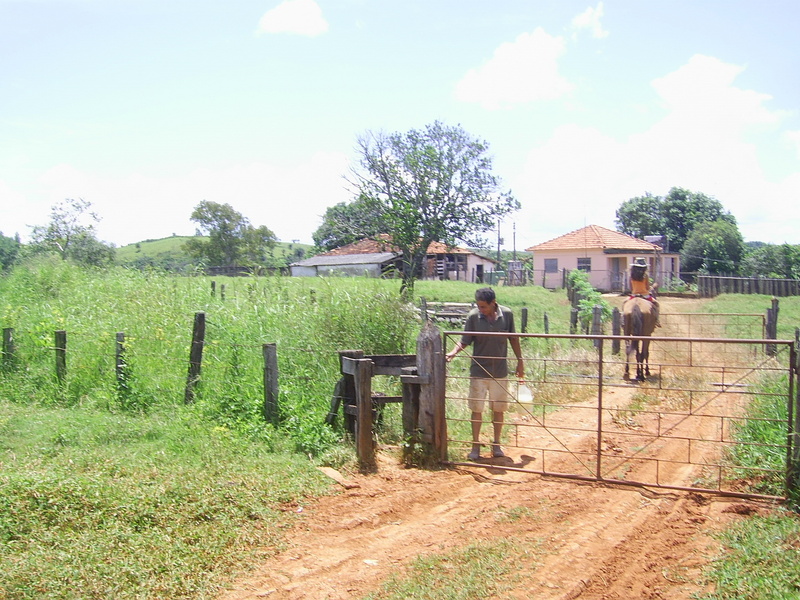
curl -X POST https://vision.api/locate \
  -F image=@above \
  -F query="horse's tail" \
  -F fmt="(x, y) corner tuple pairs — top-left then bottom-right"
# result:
(632, 302), (643, 337)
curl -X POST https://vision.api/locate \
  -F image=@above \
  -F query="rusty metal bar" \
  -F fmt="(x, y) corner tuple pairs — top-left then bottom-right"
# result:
(443, 331), (794, 501)
(596, 337), (604, 480)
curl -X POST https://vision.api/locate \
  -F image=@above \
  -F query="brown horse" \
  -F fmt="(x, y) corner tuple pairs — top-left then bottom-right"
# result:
(622, 296), (657, 381)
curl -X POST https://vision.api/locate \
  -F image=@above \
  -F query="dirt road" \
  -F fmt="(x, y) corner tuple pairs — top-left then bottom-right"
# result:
(219, 297), (778, 600)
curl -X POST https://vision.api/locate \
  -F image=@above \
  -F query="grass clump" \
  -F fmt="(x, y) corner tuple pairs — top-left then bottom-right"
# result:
(699, 511), (800, 600)
(0, 401), (331, 599)
(362, 539), (520, 600)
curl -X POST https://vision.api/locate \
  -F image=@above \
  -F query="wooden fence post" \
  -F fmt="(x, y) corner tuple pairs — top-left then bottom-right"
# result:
(611, 308), (621, 355)
(591, 305), (603, 348)
(521, 307), (528, 333)
(416, 322), (446, 462)
(790, 328), (800, 495)
(766, 298), (779, 357)
(543, 312), (550, 334)
(54, 330), (67, 385)
(401, 366), (420, 441)
(570, 307), (579, 334)
(185, 312), (206, 404)
(115, 332), (127, 395)
(339, 356), (374, 471)
(2, 327), (16, 371)
(263, 342), (279, 425)
(337, 350), (364, 434)
(420, 297), (429, 322)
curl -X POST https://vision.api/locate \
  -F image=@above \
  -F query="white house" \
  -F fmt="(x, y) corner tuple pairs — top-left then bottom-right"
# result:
(525, 225), (681, 292)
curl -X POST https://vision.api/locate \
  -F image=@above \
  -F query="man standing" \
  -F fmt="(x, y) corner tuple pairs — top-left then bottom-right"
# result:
(445, 287), (524, 460)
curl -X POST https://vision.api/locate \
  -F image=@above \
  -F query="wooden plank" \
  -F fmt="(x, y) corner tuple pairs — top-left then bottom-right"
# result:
(368, 354), (416, 375)
(354, 358), (375, 471)
(416, 322), (447, 460)
(400, 374), (430, 384)
(371, 395), (403, 404)
(316, 466), (360, 489)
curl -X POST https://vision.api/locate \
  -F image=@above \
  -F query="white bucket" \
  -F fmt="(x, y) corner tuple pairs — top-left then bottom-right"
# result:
(517, 380), (534, 407)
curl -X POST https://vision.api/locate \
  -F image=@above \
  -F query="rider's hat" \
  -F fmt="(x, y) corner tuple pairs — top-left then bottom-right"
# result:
(630, 257), (648, 268)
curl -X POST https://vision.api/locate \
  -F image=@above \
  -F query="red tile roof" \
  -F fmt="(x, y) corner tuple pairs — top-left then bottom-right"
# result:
(323, 234), (478, 257)
(525, 225), (660, 252)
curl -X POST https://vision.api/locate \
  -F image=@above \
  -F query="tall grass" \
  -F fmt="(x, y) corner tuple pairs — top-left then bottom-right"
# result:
(699, 512), (800, 600)
(0, 401), (331, 599)
(703, 293), (800, 341)
(0, 260), (576, 598)
(3, 262), (797, 598)
(0, 258), (420, 453)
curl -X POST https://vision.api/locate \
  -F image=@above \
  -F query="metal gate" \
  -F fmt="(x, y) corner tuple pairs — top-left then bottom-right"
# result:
(443, 330), (798, 501)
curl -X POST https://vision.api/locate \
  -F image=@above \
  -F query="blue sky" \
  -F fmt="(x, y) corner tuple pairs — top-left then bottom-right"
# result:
(2, 0), (798, 250)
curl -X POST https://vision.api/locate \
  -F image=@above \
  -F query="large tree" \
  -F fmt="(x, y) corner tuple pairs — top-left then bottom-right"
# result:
(184, 201), (277, 266)
(313, 195), (385, 251)
(616, 187), (738, 252)
(0, 232), (20, 271)
(681, 219), (745, 274)
(741, 243), (800, 278)
(350, 121), (520, 295)
(28, 198), (115, 267)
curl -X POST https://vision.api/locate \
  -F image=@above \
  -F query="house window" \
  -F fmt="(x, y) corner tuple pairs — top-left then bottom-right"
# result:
(577, 257), (591, 272)
(544, 258), (558, 273)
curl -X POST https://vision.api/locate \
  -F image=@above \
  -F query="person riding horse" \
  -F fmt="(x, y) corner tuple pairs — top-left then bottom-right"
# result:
(629, 257), (660, 327)
(623, 257), (660, 381)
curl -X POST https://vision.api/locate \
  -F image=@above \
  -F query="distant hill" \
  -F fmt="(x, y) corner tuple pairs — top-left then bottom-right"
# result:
(116, 235), (315, 272)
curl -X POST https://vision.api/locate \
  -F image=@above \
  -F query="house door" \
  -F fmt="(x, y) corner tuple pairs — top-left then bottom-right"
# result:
(609, 257), (624, 292)
(476, 264), (484, 283)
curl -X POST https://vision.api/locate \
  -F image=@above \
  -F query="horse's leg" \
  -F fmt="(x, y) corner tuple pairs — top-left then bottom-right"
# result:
(623, 339), (630, 379)
(623, 313), (632, 380)
(636, 344), (645, 381)
(632, 303), (645, 381)
(642, 339), (651, 378)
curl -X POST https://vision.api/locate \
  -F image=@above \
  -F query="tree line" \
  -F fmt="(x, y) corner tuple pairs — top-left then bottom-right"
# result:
(2, 122), (798, 286)
(616, 188), (800, 279)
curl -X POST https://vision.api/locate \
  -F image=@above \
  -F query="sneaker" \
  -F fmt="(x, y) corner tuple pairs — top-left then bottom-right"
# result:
(491, 445), (506, 458)
(467, 448), (481, 461)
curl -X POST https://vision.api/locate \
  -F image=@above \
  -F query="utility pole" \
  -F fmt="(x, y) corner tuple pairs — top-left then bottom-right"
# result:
(513, 222), (517, 261)
(496, 220), (501, 264)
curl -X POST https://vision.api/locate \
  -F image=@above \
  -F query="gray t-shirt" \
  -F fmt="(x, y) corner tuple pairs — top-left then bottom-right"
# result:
(460, 304), (515, 378)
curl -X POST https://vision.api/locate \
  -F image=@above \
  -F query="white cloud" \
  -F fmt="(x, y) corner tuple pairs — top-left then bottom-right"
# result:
(0, 179), (35, 239)
(787, 130), (800, 160)
(652, 55), (778, 133)
(571, 2), (609, 40)
(258, 0), (328, 37)
(513, 55), (798, 247)
(454, 27), (574, 110)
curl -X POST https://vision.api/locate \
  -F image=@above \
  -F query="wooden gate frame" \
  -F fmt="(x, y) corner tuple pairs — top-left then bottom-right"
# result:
(331, 323), (447, 471)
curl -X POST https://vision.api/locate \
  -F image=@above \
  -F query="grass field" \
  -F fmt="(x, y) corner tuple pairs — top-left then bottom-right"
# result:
(1, 259), (799, 599)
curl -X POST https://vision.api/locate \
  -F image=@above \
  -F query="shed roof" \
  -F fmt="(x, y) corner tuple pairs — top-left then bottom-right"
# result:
(291, 252), (398, 268)
(525, 225), (661, 253)
(321, 234), (492, 260)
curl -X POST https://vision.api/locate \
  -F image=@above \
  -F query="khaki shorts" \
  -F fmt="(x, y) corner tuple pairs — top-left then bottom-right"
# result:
(467, 377), (513, 413)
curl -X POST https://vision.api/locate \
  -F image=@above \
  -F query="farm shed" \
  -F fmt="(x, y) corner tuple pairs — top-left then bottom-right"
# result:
(289, 252), (399, 278)
(291, 235), (497, 282)
(526, 225), (681, 292)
